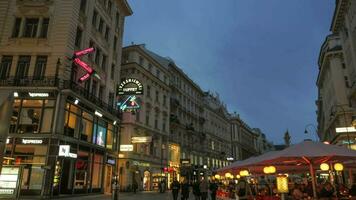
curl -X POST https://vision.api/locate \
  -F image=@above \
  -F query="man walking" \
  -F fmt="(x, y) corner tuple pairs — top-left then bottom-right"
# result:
(171, 178), (180, 200)
(209, 180), (219, 200)
(199, 178), (209, 200)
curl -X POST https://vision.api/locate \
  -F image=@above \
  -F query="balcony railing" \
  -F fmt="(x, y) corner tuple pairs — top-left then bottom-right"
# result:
(0, 76), (58, 87)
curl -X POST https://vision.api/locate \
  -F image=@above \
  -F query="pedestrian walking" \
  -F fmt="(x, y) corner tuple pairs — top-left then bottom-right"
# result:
(235, 178), (252, 200)
(132, 180), (138, 194)
(209, 180), (218, 200)
(181, 179), (190, 200)
(193, 181), (201, 200)
(171, 178), (180, 200)
(199, 178), (209, 200)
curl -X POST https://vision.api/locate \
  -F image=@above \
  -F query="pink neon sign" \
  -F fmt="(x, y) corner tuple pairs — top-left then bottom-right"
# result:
(79, 73), (91, 82)
(74, 47), (95, 57)
(74, 58), (93, 74)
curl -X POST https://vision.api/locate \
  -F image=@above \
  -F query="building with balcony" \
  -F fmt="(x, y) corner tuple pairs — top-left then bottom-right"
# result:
(119, 44), (170, 191)
(316, 0), (356, 149)
(0, 0), (132, 197)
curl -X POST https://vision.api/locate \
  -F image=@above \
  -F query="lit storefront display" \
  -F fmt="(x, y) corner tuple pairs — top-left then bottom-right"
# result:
(168, 144), (181, 187)
(5, 93), (119, 197)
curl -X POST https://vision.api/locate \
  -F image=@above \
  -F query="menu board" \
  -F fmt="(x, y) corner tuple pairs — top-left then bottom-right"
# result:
(0, 166), (20, 198)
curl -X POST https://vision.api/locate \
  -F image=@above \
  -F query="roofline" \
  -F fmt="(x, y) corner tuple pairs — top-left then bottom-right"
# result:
(117, 0), (133, 16)
(169, 63), (205, 95)
(330, 0), (348, 33)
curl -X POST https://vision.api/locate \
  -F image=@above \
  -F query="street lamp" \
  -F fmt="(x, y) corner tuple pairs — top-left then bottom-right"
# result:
(330, 105), (352, 149)
(304, 124), (319, 141)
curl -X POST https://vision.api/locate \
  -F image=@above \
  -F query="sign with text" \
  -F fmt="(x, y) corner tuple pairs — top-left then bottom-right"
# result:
(120, 145), (134, 152)
(131, 136), (152, 143)
(117, 78), (143, 95)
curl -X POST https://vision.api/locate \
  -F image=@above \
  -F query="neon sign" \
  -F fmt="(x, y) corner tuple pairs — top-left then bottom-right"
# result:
(117, 95), (140, 112)
(117, 78), (144, 95)
(73, 47), (98, 82)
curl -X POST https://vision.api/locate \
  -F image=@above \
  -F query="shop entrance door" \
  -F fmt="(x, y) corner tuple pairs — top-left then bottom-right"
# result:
(143, 171), (151, 191)
(104, 165), (112, 194)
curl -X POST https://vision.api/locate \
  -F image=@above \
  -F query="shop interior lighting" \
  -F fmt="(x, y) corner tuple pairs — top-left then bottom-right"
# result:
(95, 111), (103, 117)
(74, 99), (79, 105)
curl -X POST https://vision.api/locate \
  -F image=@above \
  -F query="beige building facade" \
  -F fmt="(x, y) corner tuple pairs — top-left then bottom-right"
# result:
(119, 44), (170, 191)
(0, 0), (131, 197)
(317, 0), (356, 149)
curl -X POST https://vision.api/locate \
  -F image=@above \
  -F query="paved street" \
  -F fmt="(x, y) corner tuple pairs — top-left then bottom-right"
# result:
(55, 191), (205, 200)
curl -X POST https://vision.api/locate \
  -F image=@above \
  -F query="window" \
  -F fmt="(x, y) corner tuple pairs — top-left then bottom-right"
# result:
(92, 153), (103, 188)
(148, 64), (152, 72)
(92, 10), (98, 26)
(162, 118), (166, 131)
(80, 0), (87, 13)
(88, 40), (94, 60)
(95, 48), (101, 65)
(115, 12), (120, 30)
(102, 55), (107, 71)
(24, 18), (39, 38)
(40, 18), (49, 38)
(98, 19), (104, 33)
(163, 95), (167, 106)
(108, 92), (114, 108)
(98, 85), (104, 100)
(111, 64), (115, 80)
(156, 69), (160, 78)
(80, 112), (93, 142)
(106, 124), (114, 150)
(92, 80), (97, 96)
(108, 1), (113, 14)
(33, 56), (47, 79)
(145, 111), (150, 126)
(113, 36), (117, 51)
(75, 27), (83, 48)
(139, 56), (144, 65)
(147, 85), (151, 98)
(93, 119), (107, 147)
(12, 18), (22, 38)
(15, 56), (31, 79)
(0, 56), (12, 79)
(154, 114), (158, 129)
(104, 27), (109, 41)
(155, 91), (159, 102)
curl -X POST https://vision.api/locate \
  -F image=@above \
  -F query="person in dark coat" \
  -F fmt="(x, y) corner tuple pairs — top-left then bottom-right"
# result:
(193, 180), (201, 200)
(209, 180), (219, 200)
(181, 179), (190, 200)
(171, 178), (180, 200)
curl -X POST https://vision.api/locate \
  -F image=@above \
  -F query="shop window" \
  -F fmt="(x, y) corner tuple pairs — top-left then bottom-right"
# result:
(93, 119), (107, 147)
(80, 112), (93, 142)
(106, 124), (114, 150)
(92, 153), (103, 189)
(18, 107), (41, 134)
(64, 111), (79, 137)
(75, 150), (90, 190)
(40, 108), (53, 133)
(21, 166), (44, 190)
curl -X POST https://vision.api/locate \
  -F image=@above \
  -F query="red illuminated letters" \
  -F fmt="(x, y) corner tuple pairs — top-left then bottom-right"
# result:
(73, 47), (96, 82)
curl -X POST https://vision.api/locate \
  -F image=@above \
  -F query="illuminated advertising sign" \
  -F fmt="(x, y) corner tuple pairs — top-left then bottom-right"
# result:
(72, 47), (97, 82)
(120, 145), (133, 152)
(0, 166), (20, 198)
(131, 136), (152, 143)
(58, 145), (77, 158)
(117, 78), (143, 95)
(21, 139), (43, 144)
(118, 95), (140, 112)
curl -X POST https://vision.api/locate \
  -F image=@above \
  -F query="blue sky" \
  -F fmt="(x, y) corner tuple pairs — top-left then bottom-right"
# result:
(123, 0), (335, 144)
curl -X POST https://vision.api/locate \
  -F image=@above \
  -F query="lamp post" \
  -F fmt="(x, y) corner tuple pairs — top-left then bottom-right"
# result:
(304, 124), (319, 142)
(330, 105), (352, 149)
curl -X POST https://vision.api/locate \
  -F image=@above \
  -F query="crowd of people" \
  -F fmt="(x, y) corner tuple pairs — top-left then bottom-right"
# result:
(170, 177), (219, 200)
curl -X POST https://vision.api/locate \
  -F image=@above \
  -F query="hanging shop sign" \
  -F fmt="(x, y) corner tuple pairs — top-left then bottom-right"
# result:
(117, 78), (143, 95)
(120, 145), (134, 152)
(72, 47), (99, 82)
(118, 95), (141, 112)
(58, 145), (77, 158)
(0, 166), (21, 198)
(131, 136), (152, 143)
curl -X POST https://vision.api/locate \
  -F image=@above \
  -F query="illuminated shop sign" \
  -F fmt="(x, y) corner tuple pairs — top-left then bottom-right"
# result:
(227, 157), (234, 161)
(73, 47), (98, 82)
(28, 92), (49, 97)
(21, 139), (43, 144)
(120, 145), (133, 152)
(118, 95), (140, 112)
(0, 166), (20, 198)
(181, 159), (191, 166)
(131, 136), (152, 143)
(336, 127), (356, 133)
(107, 158), (116, 165)
(117, 78), (143, 95)
(58, 145), (77, 158)
(132, 161), (150, 167)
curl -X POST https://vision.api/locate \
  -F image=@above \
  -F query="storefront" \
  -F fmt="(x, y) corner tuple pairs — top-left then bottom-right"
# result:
(5, 92), (119, 197)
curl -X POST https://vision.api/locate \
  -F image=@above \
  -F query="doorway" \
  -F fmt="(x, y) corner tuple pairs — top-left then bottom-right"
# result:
(104, 165), (113, 194)
(143, 171), (151, 191)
